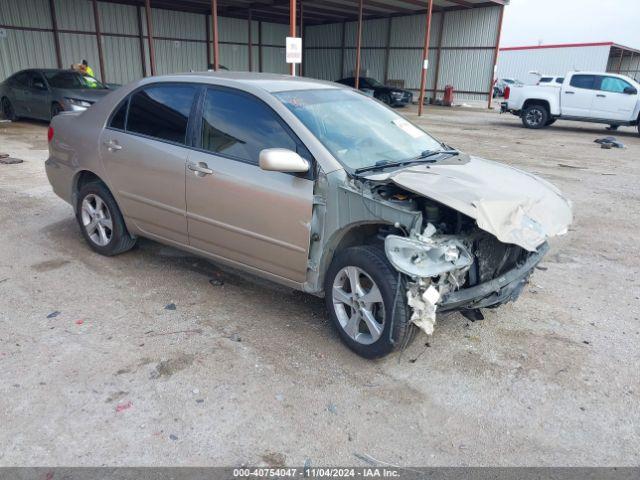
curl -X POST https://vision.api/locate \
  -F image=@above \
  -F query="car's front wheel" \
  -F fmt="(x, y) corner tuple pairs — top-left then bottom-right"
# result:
(51, 102), (63, 119)
(379, 93), (392, 105)
(76, 181), (136, 256)
(1, 97), (17, 121)
(325, 245), (416, 358)
(521, 104), (549, 129)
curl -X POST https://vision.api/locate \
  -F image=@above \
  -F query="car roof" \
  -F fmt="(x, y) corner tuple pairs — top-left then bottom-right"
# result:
(148, 71), (344, 93)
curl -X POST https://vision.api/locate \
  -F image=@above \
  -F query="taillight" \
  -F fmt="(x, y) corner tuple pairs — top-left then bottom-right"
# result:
(504, 86), (510, 100)
(47, 126), (54, 142)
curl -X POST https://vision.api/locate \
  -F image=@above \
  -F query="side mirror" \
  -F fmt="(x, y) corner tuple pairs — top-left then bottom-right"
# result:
(623, 86), (637, 95)
(259, 148), (309, 173)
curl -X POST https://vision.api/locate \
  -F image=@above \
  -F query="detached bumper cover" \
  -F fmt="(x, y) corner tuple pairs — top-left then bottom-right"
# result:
(439, 242), (549, 311)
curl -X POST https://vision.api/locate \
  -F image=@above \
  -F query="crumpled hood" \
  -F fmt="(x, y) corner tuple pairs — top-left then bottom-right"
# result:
(366, 155), (573, 251)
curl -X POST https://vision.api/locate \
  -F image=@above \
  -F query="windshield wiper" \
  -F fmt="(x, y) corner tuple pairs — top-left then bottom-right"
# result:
(354, 149), (459, 175)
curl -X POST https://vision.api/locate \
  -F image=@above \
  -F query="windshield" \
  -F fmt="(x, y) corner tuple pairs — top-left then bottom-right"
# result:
(44, 71), (107, 89)
(275, 89), (444, 172)
(363, 77), (384, 88)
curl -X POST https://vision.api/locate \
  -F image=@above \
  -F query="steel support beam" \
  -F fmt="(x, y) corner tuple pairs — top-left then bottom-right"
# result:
(418, 0), (434, 116)
(137, 6), (147, 76)
(92, 0), (106, 83)
(431, 10), (445, 99)
(48, 0), (62, 69)
(258, 21), (263, 72)
(248, 9), (253, 71)
(299, 0), (304, 76)
(383, 16), (391, 83)
(354, 0), (363, 89)
(340, 20), (346, 79)
(144, 0), (156, 75)
(211, 0), (220, 70)
(487, 3), (504, 109)
(290, 0), (296, 76)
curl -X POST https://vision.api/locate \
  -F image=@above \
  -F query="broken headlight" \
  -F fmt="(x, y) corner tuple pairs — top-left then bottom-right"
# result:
(384, 235), (473, 278)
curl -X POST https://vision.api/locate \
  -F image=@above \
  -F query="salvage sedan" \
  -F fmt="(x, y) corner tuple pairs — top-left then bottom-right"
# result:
(0, 69), (111, 121)
(45, 72), (572, 358)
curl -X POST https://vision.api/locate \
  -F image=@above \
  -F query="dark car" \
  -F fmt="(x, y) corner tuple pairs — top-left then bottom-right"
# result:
(0, 69), (112, 122)
(336, 76), (413, 107)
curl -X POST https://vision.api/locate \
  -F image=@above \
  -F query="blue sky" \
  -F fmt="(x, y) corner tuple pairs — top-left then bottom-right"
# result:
(501, 0), (640, 49)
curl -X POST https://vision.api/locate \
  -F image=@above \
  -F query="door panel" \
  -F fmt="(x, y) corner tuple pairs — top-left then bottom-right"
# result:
(99, 130), (190, 244)
(591, 76), (637, 121)
(186, 152), (313, 282)
(561, 74), (596, 117)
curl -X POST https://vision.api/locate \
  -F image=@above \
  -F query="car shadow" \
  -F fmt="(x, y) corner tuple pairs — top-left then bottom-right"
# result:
(493, 119), (640, 138)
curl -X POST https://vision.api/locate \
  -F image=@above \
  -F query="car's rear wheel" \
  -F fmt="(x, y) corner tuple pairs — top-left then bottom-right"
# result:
(1, 97), (16, 121)
(76, 182), (136, 256)
(325, 245), (416, 358)
(521, 104), (549, 129)
(51, 103), (63, 119)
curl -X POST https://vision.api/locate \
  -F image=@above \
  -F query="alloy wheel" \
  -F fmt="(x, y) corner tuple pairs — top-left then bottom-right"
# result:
(525, 108), (543, 127)
(332, 266), (385, 345)
(81, 194), (113, 247)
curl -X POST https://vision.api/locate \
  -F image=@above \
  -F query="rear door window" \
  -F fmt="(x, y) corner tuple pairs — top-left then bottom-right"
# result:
(569, 74), (597, 90)
(126, 84), (198, 145)
(199, 87), (298, 164)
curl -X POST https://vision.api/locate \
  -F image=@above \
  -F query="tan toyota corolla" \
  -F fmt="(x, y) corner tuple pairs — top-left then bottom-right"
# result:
(46, 72), (573, 358)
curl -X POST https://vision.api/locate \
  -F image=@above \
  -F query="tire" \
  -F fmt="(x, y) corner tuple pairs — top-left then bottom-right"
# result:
(1, 97), (17, 121)
(324, 245), (416, 358)
(76, 181), (136, 256)
(521, 104), (549, 129)
(546, 118), (556, 126)
(51, 102), (63, 119)
(379, 93), (392, 106)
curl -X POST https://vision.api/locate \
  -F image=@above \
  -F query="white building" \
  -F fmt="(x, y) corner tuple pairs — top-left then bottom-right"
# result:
(497, 42), (640, 85)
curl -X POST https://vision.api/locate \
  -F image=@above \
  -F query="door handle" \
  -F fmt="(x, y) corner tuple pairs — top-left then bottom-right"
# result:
(596, 94), (606, 98)
(103, 140), (122, 151)
(188, 162), (213, 177)
(564, 91), (575, 94)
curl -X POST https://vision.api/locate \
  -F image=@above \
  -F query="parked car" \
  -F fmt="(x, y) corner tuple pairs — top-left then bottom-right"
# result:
(493, 78), (522, 98)
(46, 73), (572, 358)
(336, 76), (413, 106)
(537, 76), (564, 86)
(501, 71), (640, 133)
(0, 69), (112, 121)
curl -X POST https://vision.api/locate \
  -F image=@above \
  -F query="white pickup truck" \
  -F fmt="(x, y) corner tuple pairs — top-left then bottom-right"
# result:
(501, 71), (640, 135)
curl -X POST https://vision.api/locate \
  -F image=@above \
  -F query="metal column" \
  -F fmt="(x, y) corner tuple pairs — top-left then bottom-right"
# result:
(487, 4), (505, 109)
(48, 0), (62, 69)
(418, 0), (434, 116)
(144, 0), (156, 76)
(290, 0), (296, 76)
(92, 0), (106, 83)
(211, 0), (219, 71)
(354, 0), (363, 89)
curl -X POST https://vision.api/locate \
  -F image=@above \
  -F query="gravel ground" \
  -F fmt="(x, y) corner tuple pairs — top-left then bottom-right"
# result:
(0, 105), (638, 467)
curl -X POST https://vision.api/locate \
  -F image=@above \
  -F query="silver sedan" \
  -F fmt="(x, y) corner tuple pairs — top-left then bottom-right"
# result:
(45, 72), (572, 358)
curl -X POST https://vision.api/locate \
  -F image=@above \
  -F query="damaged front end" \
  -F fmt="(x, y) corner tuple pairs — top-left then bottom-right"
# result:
(385, 219), (548, 336)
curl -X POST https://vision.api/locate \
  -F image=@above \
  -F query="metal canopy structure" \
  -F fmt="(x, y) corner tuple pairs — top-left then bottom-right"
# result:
(122, 0), (504, 113)
(0, 0), (507, 112)
(112, 0), (506, 25)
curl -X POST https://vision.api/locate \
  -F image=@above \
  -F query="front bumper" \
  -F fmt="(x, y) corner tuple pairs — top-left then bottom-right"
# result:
(438, 242), (549, 312)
